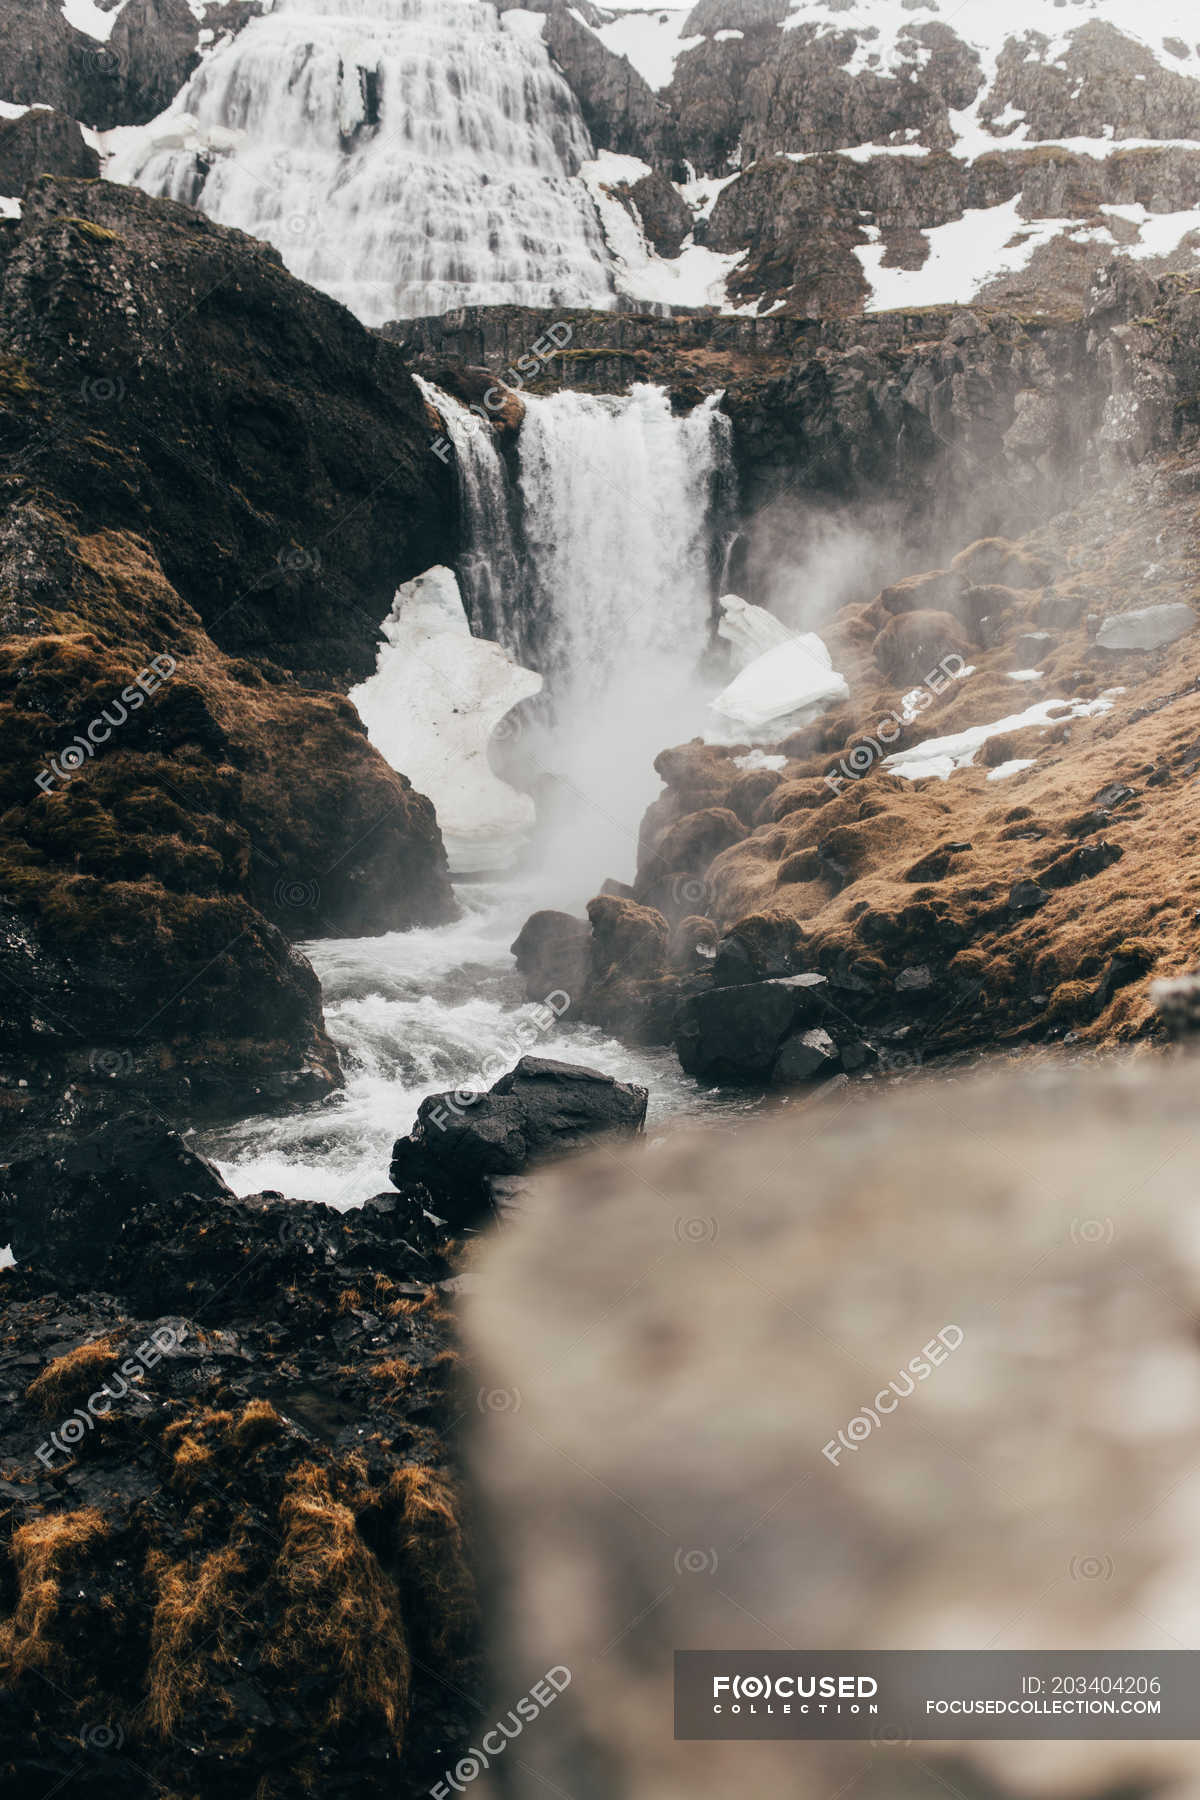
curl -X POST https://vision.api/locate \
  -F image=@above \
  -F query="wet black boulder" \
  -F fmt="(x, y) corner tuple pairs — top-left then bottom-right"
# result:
(389, 1056), (649, 1225)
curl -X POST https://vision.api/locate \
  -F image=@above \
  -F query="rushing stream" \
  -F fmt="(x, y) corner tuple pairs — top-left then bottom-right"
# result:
(202, 877), (760, 1206)
(203, 379), (749, 1203)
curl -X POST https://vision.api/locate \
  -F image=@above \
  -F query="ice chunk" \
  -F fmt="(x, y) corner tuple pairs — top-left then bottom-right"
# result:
(349, 567), (542, 875)
(710, 616), (849, 730)
(715, 593), (796, 671)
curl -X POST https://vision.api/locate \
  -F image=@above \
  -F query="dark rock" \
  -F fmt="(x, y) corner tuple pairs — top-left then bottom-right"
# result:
(711, 913), (805, 986)
(1092, 781), (1138, 810)
(0, 1108), (232, 1284)
(896, 964), (933, 991)
(628, 170), (693, 257)
(0, 0), (210, 129)
(389, 1057), (649, 1224)
(1013, 631), (1055, 663)
(1037, 840), (1124, 889)
(0, 107), (98, 192)
(1009, 879), (1051, 913)
(673, 972), (830, 1082)
(511, 909), (592, 1004)
(874, 609), (971, 684)
(771, 1026), (839, 1085)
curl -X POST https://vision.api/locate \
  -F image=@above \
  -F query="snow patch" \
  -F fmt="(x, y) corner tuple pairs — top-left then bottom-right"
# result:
(61, 0), (130, 43)
(592, 7), (700, 91)
(581, 150), (743, 308)
(884, 693), (1117, 783)
(857, 197), (1109, 311)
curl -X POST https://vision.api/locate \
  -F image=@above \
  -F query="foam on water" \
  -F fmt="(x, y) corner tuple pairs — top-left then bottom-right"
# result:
(201, 880), (756, 1206)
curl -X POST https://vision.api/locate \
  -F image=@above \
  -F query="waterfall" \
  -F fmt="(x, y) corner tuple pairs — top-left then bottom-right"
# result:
(415, 373), (522, 649)
(108, 0), (618, 325)
(515, 386), (732, 698)
(427, 380), (735, 899)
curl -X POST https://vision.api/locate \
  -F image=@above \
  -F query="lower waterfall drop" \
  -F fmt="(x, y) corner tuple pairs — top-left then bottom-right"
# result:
(516, 385), (734, 900)
(439, 380), (735, 901)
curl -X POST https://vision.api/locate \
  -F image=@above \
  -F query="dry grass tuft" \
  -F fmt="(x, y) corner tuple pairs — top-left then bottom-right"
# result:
(369, 1358), (419, 1403)
(26, 1339), (114, 1417)
(0, 1508), (110, 1675)
(268, 1462), (411, 1744)
(384, 1466), (476, 1663)
(144, 1545), (248, 1736)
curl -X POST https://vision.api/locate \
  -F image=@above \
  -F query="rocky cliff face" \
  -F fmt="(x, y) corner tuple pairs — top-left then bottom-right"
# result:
(0, 0), (219, 132)
(7, 0), (1198, 320)
(490, 0), (1200, 316)
(395, 291), (1110, 550)
(0, 178), (457, 1123)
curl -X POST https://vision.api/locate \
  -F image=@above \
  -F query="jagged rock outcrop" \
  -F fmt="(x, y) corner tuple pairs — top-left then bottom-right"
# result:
(389, 1056), (649, 1223)
(0, 177), (458, 1119)
(0, 0), (222, 130)
(546, 1), (678, 167)
(0, 107), (98, 194)
(984, 19), (1200, 143)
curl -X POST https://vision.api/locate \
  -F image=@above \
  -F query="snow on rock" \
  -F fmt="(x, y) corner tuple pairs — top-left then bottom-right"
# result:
(709, 612), (849, 732)
(884, 693), (1119, 783)
(501, 7), (549, 42)
(349, 566), (543, 876)
(857, 197), (1109, 313)
(580, 151), (743, 309)
(987, 758), (1037, 781)
(591, 6), (700, 92)
(61, 0), (131, 43)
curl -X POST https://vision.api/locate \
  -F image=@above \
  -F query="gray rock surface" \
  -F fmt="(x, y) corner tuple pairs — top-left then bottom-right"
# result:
(1096, 601), (1198, 651)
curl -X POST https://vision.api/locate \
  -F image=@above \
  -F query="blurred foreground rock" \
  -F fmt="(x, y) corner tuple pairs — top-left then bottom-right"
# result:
(465, 1055), (1200, 1800)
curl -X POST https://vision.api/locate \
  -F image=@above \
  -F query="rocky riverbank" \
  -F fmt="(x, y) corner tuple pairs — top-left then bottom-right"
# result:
(0, 1053), (654, 1799)
(0, 177), (458, 1127)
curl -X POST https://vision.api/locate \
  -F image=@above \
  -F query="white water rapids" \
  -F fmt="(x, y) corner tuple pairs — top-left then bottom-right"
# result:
(202, 880), (757, 1207)
(203, 382), (747, 1204)
(109, 0), (619, 322)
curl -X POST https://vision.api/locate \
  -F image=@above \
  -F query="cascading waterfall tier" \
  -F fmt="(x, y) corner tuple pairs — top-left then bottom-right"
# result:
(430, 379), (736, 899)
(109, 0), (618, 324)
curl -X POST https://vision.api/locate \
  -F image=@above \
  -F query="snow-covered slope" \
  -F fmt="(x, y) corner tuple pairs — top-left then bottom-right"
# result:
(13, 0), (1200, 318)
